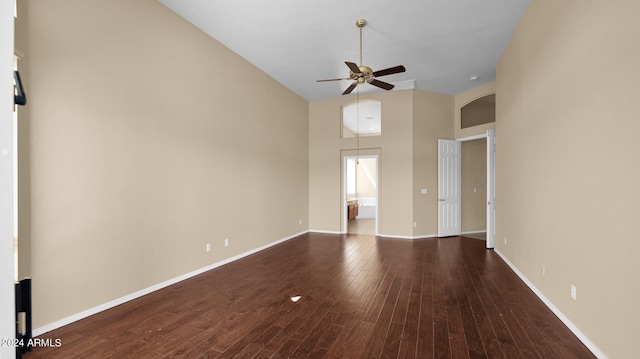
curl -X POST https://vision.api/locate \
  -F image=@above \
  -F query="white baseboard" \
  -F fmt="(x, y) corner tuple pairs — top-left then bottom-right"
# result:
(377, 233), (438, 240)
(461, 230), (487, 235)
(308, 229), (438, 240)
(412, 234), (438, 239)
(308, 229), (343, 235)
(493, 249), (607, 359)
(377, 234), (413, 239)
(33, 230), (308, 337)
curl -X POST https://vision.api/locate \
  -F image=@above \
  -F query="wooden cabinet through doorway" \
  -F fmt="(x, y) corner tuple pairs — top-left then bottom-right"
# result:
(347, 200), (358, 221)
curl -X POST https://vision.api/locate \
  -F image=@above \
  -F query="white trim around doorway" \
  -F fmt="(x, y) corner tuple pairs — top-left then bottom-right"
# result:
(341, 153), (380, 236)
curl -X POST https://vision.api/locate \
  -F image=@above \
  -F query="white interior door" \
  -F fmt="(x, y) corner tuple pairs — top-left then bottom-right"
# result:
(486, 130), (496, 248)
(438, 139), (461, 237)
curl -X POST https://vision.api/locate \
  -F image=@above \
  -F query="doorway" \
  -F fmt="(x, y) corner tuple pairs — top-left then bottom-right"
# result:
(461, 138), (487, 240)
(343, 155), (378, 235)
(437, 130), (496, 248)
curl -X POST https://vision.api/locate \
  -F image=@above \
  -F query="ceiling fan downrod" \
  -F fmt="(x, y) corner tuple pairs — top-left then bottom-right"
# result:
(356, 19), (366, 67)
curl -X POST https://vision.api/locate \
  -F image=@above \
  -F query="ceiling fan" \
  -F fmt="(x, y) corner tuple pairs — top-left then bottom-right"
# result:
(317, 19), (406, 95)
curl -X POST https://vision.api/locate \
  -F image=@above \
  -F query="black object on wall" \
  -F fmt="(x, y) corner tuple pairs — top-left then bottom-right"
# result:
(14, 71), (26, 106)
(15, 278), (32, 358)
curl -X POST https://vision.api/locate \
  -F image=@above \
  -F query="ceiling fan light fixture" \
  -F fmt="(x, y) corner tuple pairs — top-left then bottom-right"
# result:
(316, 19), (406, 95)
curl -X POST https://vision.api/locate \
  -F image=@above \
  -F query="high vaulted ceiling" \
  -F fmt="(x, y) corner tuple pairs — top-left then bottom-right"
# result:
(158, 0), (530, 102)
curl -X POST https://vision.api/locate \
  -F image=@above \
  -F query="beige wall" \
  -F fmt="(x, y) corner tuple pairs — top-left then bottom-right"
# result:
(461, 139), (486, 233)
(309, 91), (412, 235)
(412, 90), (454, 237)
(22, 0), (308, 328)
(496, 1), (640, 357)
(15, 2), (31, 280)
(356, 158), (376, 198)
(309, 89), (452, 237)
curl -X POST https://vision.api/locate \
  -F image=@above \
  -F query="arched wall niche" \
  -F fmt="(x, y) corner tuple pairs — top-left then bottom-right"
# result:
(454, 82), (496, 139)
(461, 94), (495, 129)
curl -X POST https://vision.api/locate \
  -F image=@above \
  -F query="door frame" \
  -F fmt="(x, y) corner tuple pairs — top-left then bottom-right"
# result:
(454, 130), (496, 248)
(1, 0), (17, 357)
(341, 153), (379, 235)
(486, 129), (496, 248)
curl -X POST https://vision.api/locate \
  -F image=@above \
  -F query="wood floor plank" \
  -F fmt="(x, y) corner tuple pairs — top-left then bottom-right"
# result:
(24, 233), (597, 359)
(453, 272), (487, 359)
(416, 272), (435, 359)
(363, 275), (402, 358)
(443, 274), (470, 358)
(432, 253), (451, 359)
(256, 317), (305, 357)
(482, 276), (541, 358)
(323, 310), (367, 358)
(335, 322), (376, 359)
(380, 322), (404, 359)
(397, 261), (423, 359)
(273, 338), (301, 358)
(291, 311), (340, 356)
(363, 267), (395, 324)
(458, 253), (505, 359)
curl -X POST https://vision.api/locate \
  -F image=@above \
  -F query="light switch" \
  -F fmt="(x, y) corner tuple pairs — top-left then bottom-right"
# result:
(421, 188), (427, 194)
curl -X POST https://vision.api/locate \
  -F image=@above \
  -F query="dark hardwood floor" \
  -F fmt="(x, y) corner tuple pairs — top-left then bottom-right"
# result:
(23, 233), (594, 358)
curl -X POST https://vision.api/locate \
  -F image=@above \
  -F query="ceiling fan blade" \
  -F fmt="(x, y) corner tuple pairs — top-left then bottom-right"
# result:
(372, 65), (406, 77)
(369, 79), (395, 91)
(316, 78), (351, 82)
(345, 62), (361, 73)
(342, 82), (358, 95)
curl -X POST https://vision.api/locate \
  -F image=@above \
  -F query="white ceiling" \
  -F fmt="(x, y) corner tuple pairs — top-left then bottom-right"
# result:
(158, 0), (530, 102)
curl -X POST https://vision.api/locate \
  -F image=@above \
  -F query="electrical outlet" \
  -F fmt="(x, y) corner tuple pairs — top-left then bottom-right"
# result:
(570, 285), (577, 300)
(299, 219), (303, 225)
(224, 238), (229, 247)
(504, 237), (507, 245)
(541, 264), (545, 277)
(205, 243), (211, 252)
(413, 221), (417, 228)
